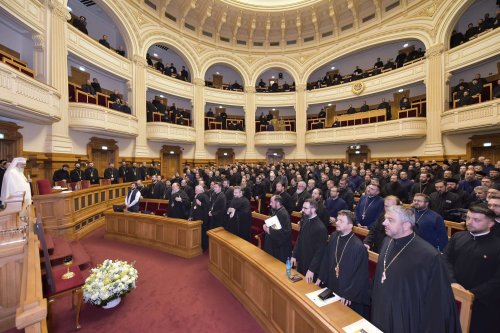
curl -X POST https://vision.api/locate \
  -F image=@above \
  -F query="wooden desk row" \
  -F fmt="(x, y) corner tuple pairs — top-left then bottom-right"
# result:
(104, 210), (202, 259)
(208, 227), (362, 333)
(0, 49), (34, 78)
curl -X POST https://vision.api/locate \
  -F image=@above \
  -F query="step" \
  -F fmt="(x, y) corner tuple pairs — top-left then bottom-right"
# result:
(69, 241), (92, 270)
(39, 233), (55, 255)
(41, 237), (72, 266)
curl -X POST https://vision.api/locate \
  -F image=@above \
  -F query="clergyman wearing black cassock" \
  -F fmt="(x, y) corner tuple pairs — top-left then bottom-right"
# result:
(316, 211), (370, 317)
(208, 184), (227, 229)
(127, 164), (139, 182)
(291, 200), (328, 281)
(148, 177), (165, 199)
(167, 183), (190, 219)
(189, 186), (210, 250)
(70, 164), (83, 183)
(371, 206), (460, 333)
(263, 195), (292, 263)
(118, 164), (128, 181)
(226, 188), (252, 242)
(104, 165), (119, 184)
(443, 206), (500, 333)
(84, 163), (99, 184)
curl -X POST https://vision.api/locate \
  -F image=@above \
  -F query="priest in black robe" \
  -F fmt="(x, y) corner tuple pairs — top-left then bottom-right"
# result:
(147, 175), (165, 199)
(355, 184), (384, 228)
(275, 182), (293, 215)
(103, 162), (119, 184)
(371, 205), (460, 333)
(126, 162), (139, 182)
(291, 199), (328, 283)
(291, 181), (311, 211)
(208, 182), (227, 229)
(70, 163), (83, 183)
(118, 162), (128, 182)
(363, 195), (400, 253)
(316, 210), (370, 317)
(263, 195), (292, 263)
(226, 187), (252, 242)
(167, 183), (190, 219)
(53, 164), (70, 183)
(443, 205), (500, 333)
(84, 162), (99, 185)
(189, 185), (210, 251)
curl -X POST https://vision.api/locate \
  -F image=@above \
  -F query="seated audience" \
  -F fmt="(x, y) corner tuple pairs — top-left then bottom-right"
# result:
(458, 91), (473, 107)
(81, 79), (96, 95)
(155, 59), (165, 72)
(116, 46), (126, 57)
(111, 98), (123, 112)
(346, 104), (356, 114)
(450, 30), (465, 48)
(378, 98), (391, 120)
(318, 108), (326, 118)
(109, 90), (120, 102)
(465, 22), (478, 41)
(91, 78), (102, 93)
(359, 101), (369, 112)
(206, 108), (214, 117)
(399, 96), (411, 110)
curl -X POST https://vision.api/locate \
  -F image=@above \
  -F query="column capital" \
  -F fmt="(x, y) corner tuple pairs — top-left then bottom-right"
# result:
(133, 55), (148, 68)
(193, 78), (205, 86)
(48, 0), (71, 21)
(244, 86), (256, 93)
(425, 43), (445, 59)
(32, 34), (45, 50)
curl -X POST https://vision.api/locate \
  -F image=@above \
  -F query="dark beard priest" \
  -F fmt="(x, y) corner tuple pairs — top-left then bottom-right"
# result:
(225, 187), (252, 242)
(167, 182), (190, 219)
(316, 210), (370, 317)
(371, 205), (460, 333)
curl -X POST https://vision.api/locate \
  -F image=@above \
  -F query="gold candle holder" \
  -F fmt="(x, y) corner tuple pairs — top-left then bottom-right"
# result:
(62, 258), (75, 280)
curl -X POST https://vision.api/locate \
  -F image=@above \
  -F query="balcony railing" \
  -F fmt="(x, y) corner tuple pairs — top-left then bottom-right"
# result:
(146, 69), (194, 100)
(204, 130), (247, 146)
(0, 62), (61, 123)
(146, 122), (196, 143)
(68, 103), (138, 137)
(305, 118), (427, 144)
(441, 100), (499, 134)
(254, 131), (297, 146)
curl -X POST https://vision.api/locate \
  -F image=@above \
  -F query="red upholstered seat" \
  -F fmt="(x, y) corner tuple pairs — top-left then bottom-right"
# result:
(145, 202), (159, 212)
(37, 179), (53, 195)
(69, 182), (80, 191)
(155, 209), (166, 216)
(80, 180), (91, 189)
(100, 179), (111, 186)
(139, 202), (147, 211)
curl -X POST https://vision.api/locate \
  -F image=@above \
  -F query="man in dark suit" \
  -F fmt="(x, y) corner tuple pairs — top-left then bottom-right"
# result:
(189, 185), (210, 250)
(53, 164), (70, 184)
(98, 35), (111, 49)
(126, 162), (139, 182)
(208, 182), (227, 230)
(81, 79), (95, 95)
(70, 163), (84, 183)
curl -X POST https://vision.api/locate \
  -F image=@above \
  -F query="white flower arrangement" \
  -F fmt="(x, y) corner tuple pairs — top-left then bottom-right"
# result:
(83, 259), (138, 307)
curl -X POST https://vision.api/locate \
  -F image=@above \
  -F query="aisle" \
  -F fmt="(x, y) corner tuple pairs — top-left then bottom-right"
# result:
(49, 227), (264, 333)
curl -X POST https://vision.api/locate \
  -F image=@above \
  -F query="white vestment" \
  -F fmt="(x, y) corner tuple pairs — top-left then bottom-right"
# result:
(0, 157), (31, 204)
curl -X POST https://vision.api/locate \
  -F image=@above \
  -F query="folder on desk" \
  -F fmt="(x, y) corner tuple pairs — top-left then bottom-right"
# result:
(265, 215), (282, 230)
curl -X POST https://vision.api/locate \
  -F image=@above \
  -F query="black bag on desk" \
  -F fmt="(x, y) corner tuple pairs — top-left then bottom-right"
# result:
(318, 288), (335, 301)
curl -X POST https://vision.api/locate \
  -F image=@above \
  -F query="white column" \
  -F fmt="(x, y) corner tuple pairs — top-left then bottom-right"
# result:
(244, 86), (257, 160)
(423, 43), (445, 157)
(45, 0), (73, 153)
(132, 55), (149, 157)
(193, 78), (206, 160)
(295, 84), (307, 160)
(32, 33), (47, 83)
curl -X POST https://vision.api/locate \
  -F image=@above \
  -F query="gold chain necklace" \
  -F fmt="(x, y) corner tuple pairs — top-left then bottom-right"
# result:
(382, 233), (416, 284)
(335, 232), (355, 278)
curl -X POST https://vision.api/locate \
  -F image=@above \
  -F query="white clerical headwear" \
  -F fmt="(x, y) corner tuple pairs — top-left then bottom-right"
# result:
(1, 157), (31, 203)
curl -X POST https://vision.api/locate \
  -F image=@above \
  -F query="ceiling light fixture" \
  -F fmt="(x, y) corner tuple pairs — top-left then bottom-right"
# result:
(79, 66), (85, 71)
(398, 89), (404, 92)
(483, 142), (492, 147)
(153, 53), (158, 57)
(328, 103), (332, 106)
(101, 146), (108, 150)
(170, 151), (175, 154)
(331, 66), (335, 70)
(159, 95), (164, 98)
(403, 43), (409, 47)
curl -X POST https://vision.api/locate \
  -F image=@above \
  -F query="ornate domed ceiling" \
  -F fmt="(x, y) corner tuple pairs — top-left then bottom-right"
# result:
(148, 0), (417, 49)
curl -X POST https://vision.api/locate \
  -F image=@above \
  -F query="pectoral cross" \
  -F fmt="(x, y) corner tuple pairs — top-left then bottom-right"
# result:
(381, 271), (386, 284)
(335, 265), (340, 278)
(361, 214), (365, 220)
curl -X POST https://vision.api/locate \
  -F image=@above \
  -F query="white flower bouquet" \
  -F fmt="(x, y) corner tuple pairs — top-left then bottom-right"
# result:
(83, 259), (138, 307)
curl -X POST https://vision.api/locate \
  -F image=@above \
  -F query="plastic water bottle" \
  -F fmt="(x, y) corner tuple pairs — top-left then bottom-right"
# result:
(286, 257), (291, 277)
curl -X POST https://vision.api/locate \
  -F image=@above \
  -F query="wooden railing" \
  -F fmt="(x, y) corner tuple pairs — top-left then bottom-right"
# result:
(33, 181), (149, 239)
(0, 49), (35, 78)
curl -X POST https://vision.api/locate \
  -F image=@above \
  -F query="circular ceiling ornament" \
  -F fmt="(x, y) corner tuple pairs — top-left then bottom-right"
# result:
(219, 0), (324, 12)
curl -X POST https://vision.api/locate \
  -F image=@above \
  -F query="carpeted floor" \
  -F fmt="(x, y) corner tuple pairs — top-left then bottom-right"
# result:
(14, 227), (265, 333)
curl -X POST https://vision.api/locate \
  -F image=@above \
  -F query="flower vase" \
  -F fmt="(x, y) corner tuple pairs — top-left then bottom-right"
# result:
(102, 297), (121, 309)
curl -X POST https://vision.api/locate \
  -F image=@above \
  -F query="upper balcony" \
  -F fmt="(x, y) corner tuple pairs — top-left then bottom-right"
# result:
(305, 118), (427, 145)
(255, 92), (296, 107)
(66, 25), (132, 80)
(204, 87), (246, 106)
(204, 130), (247, 146)
(306, 61), (425, 105)
(254, 131), (297, 146)
(146, 68), (193, 100)
(146, 122), (196, 143)
(0, 62), (61, 123)
(446, 28), (500, 73)
(441, 100), (499, 134)
(68, 103), (138, 137)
